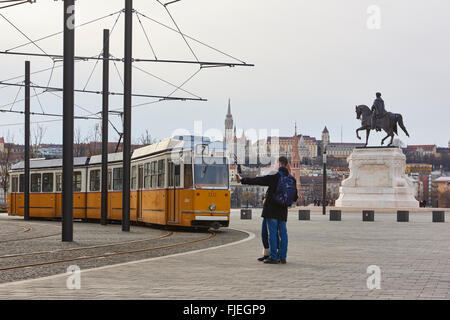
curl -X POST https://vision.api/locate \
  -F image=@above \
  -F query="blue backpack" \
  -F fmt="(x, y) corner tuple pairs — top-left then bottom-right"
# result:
(274, 170), (297, 207)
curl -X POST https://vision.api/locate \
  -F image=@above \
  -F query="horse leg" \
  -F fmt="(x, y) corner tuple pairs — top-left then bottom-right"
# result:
(381, 132), (390, 145)
(388, 134), (394, 146)
(356, 127), (363, 140)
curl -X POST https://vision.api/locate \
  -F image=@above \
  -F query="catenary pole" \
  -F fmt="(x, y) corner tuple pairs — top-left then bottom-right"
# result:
(62, 0), (75, 242)
(101, 29), (110, 226)
(24, 61), (30, 221)
(322, 151), (327, 216)
(122, 0), (132, 232)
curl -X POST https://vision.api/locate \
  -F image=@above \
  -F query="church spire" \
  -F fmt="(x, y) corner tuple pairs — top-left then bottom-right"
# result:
(225, 98), (234, 131)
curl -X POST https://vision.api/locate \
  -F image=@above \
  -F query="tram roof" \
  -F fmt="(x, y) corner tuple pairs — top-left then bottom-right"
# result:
(89, 152), (123, 165)
(132, 138), (184, 160)
(11, 157), (89, 171)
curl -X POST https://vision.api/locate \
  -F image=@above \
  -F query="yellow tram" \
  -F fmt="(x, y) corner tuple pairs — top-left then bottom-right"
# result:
(7, 138), (230, 229)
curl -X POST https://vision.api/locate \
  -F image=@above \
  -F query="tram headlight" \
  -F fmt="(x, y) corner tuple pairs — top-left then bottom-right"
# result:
(209, 204), (216, 211)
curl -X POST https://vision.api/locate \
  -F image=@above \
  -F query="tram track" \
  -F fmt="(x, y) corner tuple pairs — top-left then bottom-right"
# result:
(0, 231), (217, 272)
(0, 226), (32, 237)
(0, 231), (174, 259)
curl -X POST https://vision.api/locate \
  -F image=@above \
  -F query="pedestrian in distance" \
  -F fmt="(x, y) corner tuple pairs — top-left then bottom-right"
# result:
(236, 156), (298, 264)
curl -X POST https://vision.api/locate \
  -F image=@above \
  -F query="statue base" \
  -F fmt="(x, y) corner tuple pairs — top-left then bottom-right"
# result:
(335, 147), (419, 208)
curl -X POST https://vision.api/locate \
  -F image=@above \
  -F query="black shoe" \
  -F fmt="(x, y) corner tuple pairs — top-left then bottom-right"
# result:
(280, 259), (287, 264)
(264, 258), (279, 264)
(257, 255), (269, 262)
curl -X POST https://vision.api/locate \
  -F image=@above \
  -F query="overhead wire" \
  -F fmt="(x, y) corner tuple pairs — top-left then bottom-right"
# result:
(156, 0), (199, 62)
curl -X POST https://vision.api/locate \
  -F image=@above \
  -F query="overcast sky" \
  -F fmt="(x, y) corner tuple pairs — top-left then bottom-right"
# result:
(0, 0), (449, 147)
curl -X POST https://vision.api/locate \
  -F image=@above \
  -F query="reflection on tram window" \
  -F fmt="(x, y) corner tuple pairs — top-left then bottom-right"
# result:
(31, 173), (41, 193)
(11, 176), (18, 193)
(73, 171), (82, 192)
(131, 166), (137, 190)
(194, 158), (229, 189)
(108, 170), (112, 191)
(42, 173), (54, 193)
(150, 161), (157, 188)
(168, 161), (180, 187)
(19, 174), (24, 193)
(158, 160), (165, 188)
(90, 170), (101, 192)
(144, 163), (151, 189)
(184, 164), (193, 189)
(56, 173), (62, 192)
(113, 168), (123, 191)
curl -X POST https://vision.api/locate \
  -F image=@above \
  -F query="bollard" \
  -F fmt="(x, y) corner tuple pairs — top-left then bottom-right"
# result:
(299, 210), (310, 221)
(397, 211), (409, 222)
(363, 210), (375, 222)
(432, 211), (445, 223)
(330, 210), (341, 221)
(240, 209), (252, 220)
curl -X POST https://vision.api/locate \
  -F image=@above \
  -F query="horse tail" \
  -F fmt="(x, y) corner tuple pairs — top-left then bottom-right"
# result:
(396, 114), (410, 137)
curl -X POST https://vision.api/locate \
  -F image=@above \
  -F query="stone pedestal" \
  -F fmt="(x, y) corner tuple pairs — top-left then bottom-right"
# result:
(335, 147), (419, 208)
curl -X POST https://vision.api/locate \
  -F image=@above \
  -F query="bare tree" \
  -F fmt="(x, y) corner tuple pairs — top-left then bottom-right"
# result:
(0, 132), (14, 208)
(87, 123), (102, 156)
(74, 126), (86, 157)
(31, 124), (46, 158)
(137, 129), (154, 146)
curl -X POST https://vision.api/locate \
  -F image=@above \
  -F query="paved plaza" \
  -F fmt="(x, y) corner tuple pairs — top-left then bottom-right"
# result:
(0, 209), (449, 300)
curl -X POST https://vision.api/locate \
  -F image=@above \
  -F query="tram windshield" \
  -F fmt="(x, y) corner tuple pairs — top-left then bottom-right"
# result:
(194, 157), (229, 189)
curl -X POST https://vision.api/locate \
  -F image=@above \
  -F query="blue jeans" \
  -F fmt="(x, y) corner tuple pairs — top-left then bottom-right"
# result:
(277, 220), (288, 260)
(262, 218), (280, 253)
(266, 219), (280, 260)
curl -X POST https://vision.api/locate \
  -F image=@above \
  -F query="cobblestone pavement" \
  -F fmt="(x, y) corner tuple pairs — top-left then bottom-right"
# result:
(0, 209), (449, 300)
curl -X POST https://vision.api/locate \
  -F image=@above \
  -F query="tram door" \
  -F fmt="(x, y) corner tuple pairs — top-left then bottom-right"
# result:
(167, 161), (181, 224)
(137, 165), (144, 220)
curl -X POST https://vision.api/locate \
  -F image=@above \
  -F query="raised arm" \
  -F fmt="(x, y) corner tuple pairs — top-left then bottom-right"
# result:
(241, 174), (277, 187)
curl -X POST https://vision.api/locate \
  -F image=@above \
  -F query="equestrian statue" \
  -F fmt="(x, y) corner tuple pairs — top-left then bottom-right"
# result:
(355, 92), (410, 147)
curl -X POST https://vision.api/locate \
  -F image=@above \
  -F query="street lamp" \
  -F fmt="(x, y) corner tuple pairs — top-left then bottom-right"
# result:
(322, 151), (327, 215)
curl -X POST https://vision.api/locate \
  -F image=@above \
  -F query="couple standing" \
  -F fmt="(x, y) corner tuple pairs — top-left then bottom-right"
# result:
(236, 156), (298, 264)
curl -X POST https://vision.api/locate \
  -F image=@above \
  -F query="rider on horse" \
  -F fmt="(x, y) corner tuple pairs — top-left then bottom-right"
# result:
(371, 92), (387, 132)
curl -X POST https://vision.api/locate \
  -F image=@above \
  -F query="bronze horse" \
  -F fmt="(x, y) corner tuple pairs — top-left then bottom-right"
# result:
(355, 105), (410, 147)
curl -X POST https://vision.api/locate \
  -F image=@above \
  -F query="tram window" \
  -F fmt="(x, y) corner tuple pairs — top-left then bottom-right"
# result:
(113, 168), (123, 191)
(168, 162), (180, 187)
(184, 164), (193, 189)
(150, 161), (157, 188)
(157, 160), (165, 188)
(131, 166), (137, 190)
(42, 173), (54, 193)
(19, 174), (24, 193)
(138, 166), (144, 189)
(144, 163), (151, 189)
(31, 173), (41, 193)
(108, 170), (112, 190)
(11, 176), (18, 193)
(56, 173), (62, 192)
(90, 170), (101, 192)
(73, 172), (82, 192)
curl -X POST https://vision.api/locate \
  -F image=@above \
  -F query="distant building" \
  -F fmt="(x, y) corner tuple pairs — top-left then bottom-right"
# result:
(300, 175), (341, 206)
(406, 163), (433, 175)
(326, 142), (366, 158)
(434, 177), (450, 208)
(404, 145), (437, 157)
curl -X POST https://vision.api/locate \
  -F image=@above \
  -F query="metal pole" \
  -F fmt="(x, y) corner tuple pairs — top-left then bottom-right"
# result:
(322, 151), (327, 215)
(101, 29), (110, 226)
(122, 0), (132, 232)
(62, 0), (75, 242)
(24, 61), (30, 221)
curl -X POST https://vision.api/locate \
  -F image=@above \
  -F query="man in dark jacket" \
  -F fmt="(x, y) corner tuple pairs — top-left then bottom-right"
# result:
(236, 156), (298, 264)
